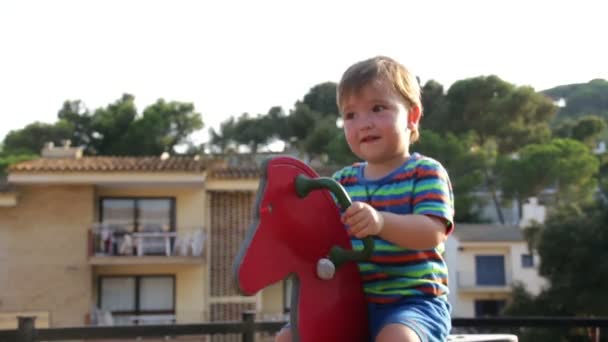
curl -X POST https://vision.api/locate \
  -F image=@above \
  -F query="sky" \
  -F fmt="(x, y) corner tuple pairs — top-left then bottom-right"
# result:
(1, 0), (607, 147)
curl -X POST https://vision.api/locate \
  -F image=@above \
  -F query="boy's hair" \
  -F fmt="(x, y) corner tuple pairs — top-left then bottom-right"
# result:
(337, 56), (422, 142)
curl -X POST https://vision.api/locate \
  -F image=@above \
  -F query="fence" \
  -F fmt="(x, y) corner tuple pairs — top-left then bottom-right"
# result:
(2, 313), (608, 342)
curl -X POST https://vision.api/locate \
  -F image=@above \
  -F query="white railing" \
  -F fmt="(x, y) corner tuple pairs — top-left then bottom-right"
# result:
(90, 223), (205, 258)
(456, 271), (512, 289)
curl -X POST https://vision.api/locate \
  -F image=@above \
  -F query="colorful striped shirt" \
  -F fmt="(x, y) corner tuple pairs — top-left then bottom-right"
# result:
(332, 152), (455, 304)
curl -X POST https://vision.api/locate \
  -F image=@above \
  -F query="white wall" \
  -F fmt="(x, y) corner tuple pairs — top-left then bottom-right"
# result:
(445, 236), (546, 317)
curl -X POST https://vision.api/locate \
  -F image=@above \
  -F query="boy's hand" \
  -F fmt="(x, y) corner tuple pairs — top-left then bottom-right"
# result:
(342, 201), (385, 239)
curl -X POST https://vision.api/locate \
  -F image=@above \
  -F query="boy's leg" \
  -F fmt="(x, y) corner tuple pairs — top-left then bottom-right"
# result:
(274, 326), (292, 342)
(375, 323), (420, 342)
(369, 297), (451, 342)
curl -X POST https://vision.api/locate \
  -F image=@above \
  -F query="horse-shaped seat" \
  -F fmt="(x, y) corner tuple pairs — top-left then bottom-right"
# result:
(233, 156), (371, 341)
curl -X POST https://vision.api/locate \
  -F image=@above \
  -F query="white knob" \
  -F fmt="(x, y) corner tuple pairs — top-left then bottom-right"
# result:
(316, 258), (336, 280)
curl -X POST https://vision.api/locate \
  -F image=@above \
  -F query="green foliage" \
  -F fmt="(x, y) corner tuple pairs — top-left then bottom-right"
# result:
(0, 152), (38, 176)
(504, 202), (608, 341)
(499, 139), (599, 206)
(539, 202), (608, 315)
(232, 113), (277, 153)
(326, 131), (358, 165)
(420, 80), (449, 132)
(543, 79), (608, 121)
(3, 121), (73, 155)
(302, 116), (341, 158)
(552, 115), (606, 148)
(2, 94), (203, 156)
(301, 82), (339, 117)
(445, 75), (556, 153)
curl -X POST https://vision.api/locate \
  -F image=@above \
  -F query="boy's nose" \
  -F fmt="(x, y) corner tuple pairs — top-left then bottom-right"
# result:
(357, 114), (374, 130)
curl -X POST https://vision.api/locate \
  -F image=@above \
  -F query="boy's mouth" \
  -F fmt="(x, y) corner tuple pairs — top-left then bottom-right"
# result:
(360, 135), (380, 143)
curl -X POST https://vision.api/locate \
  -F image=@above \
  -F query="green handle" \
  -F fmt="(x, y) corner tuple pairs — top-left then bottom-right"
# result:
(295, 174), (374, 268)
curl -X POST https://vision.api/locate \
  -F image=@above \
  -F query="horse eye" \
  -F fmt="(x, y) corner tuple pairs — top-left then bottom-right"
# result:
(260, 204), (273, 214)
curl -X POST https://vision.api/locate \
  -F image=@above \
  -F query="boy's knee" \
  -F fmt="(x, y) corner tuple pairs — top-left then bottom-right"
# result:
(375, 323), (420, 342)
(274, 327), (292, 342)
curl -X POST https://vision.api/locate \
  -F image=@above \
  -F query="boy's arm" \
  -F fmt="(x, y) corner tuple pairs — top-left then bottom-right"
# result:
(382, 159), (454, 249)
(378, 212), (448, 250)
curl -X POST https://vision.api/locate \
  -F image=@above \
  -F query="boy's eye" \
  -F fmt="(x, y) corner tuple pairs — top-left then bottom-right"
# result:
(343, 112), (355, 120)
(372, 105), (386, 112)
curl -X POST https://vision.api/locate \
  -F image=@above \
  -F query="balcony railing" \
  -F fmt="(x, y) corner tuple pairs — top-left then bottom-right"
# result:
(457, 271), (513, 292)
(88, 224), (205, 263)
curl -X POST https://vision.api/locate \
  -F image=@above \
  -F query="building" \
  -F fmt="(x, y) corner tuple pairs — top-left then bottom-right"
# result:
(445, 224), (546, 317)
(0, 143), (288, 329)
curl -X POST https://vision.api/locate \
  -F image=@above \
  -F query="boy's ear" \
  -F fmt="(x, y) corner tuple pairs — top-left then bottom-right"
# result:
(407, 105), (422, 130)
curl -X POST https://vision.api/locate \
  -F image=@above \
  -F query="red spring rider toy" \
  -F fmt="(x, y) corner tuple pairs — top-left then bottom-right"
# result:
(233, 156), (374, 341)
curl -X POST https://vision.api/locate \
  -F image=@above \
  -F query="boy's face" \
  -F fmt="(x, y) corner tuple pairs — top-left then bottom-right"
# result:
(340, 81), (420, 165)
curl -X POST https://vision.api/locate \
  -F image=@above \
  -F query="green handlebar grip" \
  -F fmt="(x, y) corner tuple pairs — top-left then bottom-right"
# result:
(295, 174), (374, 268)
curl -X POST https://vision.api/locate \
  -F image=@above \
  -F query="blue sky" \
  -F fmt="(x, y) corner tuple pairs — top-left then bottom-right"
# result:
(1, 0), (606, 145)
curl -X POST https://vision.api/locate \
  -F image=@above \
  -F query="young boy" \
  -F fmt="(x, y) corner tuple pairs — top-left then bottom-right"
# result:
(276, 56), (454, 342)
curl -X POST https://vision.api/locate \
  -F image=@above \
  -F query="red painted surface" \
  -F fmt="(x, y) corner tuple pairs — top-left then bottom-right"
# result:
(235, 156), (369, 341)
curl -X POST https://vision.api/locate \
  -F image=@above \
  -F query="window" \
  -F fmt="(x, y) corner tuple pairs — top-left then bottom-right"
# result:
(475, 300), (506, 317)
(100, 198), (175, 232)
(98, 276), (175, 325)
(521, 254), (534, 268)
(99, 198), (175, 255)
(475, 255), (506, 286)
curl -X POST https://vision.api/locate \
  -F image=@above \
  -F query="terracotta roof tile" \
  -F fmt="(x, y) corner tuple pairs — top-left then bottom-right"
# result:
(9, 156), (209, 173)
(208, 166), (261, 179)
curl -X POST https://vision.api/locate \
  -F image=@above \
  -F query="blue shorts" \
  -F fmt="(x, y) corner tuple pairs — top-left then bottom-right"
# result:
(280, 296), (451, 342)
(368, 296), (451, 342)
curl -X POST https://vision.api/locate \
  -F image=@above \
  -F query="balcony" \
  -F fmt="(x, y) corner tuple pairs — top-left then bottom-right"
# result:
(456, 271), (513, 294)
(88, 223), (206, 265)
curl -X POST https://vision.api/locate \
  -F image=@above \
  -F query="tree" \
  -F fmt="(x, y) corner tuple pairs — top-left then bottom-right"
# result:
(3, 94), (203, 156)
(0, 151), (37, 176)
(232, 113), (272, 154)
(446, 76), (556, 153)
(122, 98), (203, 155)
(326, 131), (358, 165)
(543, 78), (608, 121)
(209, 117), (237, 153)
(499, 139), (599, 219)
(3, 121), (73, 155)
(57, 100), (94, 152)
(87, 94), (138, 154)
(504, 201), (608, 341)
(420, 80), (449, 133)
(302, 82), (339, 117)
(553, 115), (606, 148)
(302, 115), (341, 161)
(444, 76), (557, 223)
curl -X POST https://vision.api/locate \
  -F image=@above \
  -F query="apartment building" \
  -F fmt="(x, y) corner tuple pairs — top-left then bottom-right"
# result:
(0, 144), (286, 329)
(445, 224), (546, 317)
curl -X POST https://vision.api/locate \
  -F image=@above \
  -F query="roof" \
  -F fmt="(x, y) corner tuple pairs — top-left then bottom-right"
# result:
(7, 155), (344, 180)
(453, 223), (524, 242)
(208, 166), (261, 179)
(8, 156), (210, 173)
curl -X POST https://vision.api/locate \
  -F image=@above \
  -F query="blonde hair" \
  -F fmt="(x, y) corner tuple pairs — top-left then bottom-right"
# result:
(337, 56), (422, 142)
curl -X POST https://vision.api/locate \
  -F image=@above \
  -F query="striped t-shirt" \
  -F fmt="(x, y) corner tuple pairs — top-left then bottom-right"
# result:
(332, 153), (455, 304)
